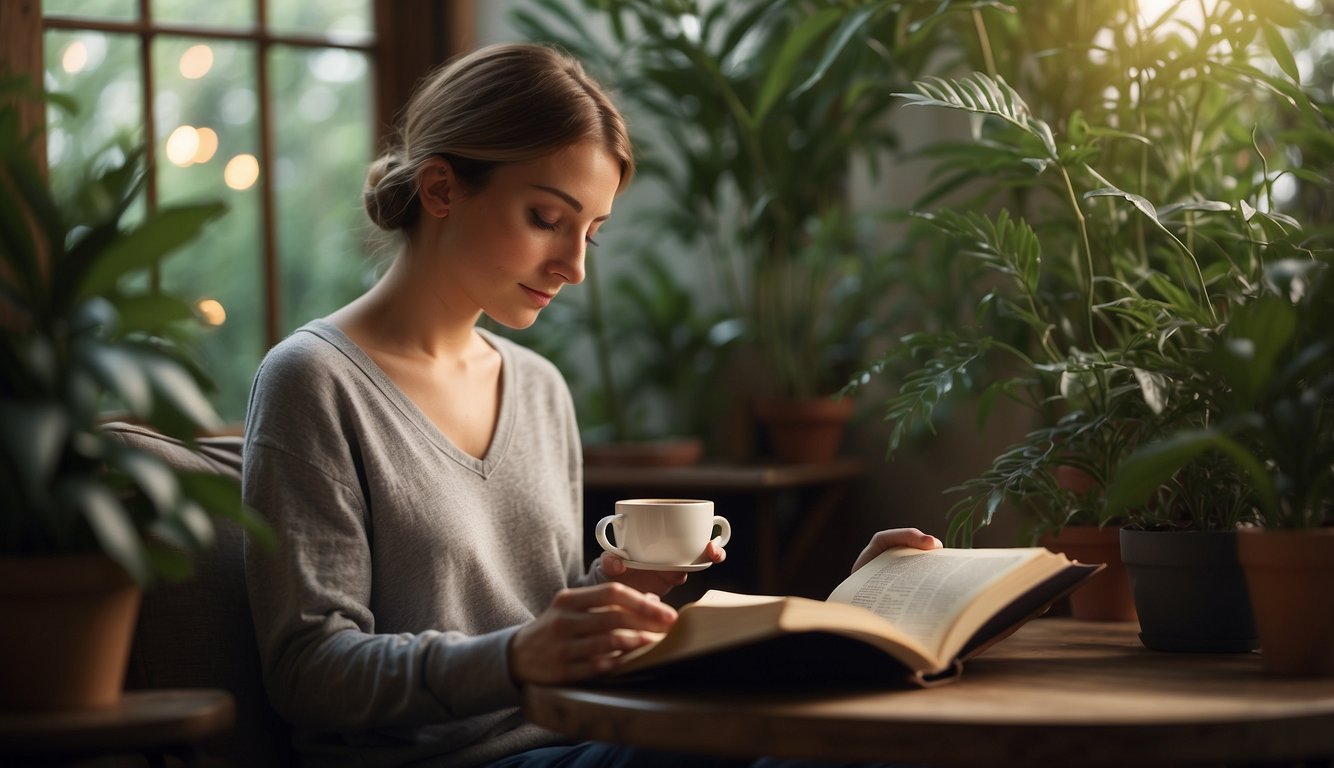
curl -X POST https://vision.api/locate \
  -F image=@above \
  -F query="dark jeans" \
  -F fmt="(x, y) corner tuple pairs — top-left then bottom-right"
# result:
(487, 742), (911, 767)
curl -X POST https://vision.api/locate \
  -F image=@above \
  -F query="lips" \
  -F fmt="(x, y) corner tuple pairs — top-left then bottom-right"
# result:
(521, 285), (554, 308)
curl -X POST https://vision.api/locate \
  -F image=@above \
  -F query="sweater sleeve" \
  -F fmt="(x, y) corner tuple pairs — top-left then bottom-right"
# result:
(242, 340), (524, 732)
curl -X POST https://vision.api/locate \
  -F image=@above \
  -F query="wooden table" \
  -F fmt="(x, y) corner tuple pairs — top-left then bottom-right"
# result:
(524, 618), (1334, 766)
(584, 458), (866, 596)
(0, 688), (235, 764)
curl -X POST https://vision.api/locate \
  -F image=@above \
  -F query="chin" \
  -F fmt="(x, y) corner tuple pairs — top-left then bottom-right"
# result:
(485, 311), (540, 331)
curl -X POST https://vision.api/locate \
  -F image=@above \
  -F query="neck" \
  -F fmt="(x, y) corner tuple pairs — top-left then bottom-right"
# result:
(334, 245), (482, 362)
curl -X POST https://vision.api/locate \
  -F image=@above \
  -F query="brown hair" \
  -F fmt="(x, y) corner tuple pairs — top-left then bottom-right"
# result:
(363, 43), (634, 232)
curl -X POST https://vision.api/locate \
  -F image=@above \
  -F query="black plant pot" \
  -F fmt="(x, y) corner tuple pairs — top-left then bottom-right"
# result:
(1120, 528), (1258, 653)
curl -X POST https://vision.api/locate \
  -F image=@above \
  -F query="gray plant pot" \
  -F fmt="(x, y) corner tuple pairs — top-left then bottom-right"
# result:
(1119, 528), (1258, 653)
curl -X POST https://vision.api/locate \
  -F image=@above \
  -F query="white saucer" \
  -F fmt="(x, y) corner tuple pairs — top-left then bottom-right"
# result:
(621, 558), (713, 572)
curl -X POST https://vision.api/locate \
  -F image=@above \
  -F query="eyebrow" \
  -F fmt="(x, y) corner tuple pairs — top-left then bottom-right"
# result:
(531, 184), (583, 212)
(531, 184), (611, 220)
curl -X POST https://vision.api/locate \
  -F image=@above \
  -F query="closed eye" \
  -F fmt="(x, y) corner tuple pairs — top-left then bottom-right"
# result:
(532, 209), (601, 247)
(530, 210), (557, 231)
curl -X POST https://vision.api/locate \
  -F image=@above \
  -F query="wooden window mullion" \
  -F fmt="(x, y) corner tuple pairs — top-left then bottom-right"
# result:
(256, 0), (279, 348)
(1, 0), (46, 177)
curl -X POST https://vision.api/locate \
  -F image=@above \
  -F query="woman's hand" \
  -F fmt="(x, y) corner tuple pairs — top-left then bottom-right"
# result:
(850, 527), (942, 573)
(509, 582), (678, 685)
(599, 540), (726, 596)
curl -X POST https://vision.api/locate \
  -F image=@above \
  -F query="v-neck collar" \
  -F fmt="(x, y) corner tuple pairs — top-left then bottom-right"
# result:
(302, 319), (516, 479)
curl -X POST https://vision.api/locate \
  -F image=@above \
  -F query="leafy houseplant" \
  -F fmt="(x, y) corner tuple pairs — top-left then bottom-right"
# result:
(848, 0), (1330, 544)
(1106, 257), (1333, 670)
(839, 0), (1330, 630)
(515, 0), (924, 460)
(1106, 258), (1333, 531)
(0, 79), (272, 708)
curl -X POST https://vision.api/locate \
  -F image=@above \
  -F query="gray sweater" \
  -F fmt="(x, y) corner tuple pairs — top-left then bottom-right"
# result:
(242, 320), (600, 767)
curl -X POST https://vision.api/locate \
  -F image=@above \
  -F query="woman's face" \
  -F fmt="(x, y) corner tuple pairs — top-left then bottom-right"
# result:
(430, 142), (621, 330)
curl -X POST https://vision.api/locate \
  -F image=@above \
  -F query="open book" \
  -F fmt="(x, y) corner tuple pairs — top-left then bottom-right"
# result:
(613, 546), (1102, 686)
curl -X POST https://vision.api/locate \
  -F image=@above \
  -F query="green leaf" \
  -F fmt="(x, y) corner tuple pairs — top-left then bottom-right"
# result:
(0, 172), (41, 304)
(1085, 187), (1160, 225)
(1131, 368), (1169, 415)
(109, 293), (196, 336)
(899, 73), (1057, 158)
(137, 349), (223, 433)
(791, 5), (878, 100)
(144, 544), (195, 582)
(65, 477), (150, 584)
(77, 201), (225, 299)
(752, 8), (842, 124)
(1, 154), (63, 306)
(1105, 430), (1277, 519)
(1156, 200), (1232, 217)
(105, 445), (182, 514)
(1262, 23), (1300, 84)
(176, 470), (275, 550)
(171, 500), (217, 551)
(1223, 295), (1298, 402)
(0, 402), (68, 502)
(79, 343), (153, 416)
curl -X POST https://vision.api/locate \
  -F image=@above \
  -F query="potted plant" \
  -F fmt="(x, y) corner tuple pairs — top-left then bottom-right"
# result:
(1108, 258), (1334, 672)
(515, 0), (919, 462)
(845, 0), (1329, 621)
(0, 80), (273, 710)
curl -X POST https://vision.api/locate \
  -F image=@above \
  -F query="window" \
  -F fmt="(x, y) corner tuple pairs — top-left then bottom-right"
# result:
(35, 0), (468, 423)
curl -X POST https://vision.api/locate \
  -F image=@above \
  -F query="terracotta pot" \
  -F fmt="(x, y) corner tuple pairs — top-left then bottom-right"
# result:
(1238, 527), (1334, 677)
(583, 438), (704, 468)
(1120, 528), (1257, 653)
(754, 396), (855, 464)
(1039, 526), (1136, 621)
(0, 554), (142, 711)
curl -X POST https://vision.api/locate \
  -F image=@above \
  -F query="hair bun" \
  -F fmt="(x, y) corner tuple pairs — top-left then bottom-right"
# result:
(363, 152), (419, 231)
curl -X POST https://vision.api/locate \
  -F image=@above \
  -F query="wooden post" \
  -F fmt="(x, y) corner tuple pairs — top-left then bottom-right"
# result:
(0, 0), (46, 178)
(0, 0), (45, 322)
(372, 0), (472, 149)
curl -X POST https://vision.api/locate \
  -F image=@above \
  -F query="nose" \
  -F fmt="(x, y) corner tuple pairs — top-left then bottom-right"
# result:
(548, 239), (586, 286)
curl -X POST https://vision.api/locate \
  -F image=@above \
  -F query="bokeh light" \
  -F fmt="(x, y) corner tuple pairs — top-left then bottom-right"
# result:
(193, 127), (219, 163)
(166, 125), (201, 167)
(224, 153), (260, 190)
(179, 44), (214, 79)
(196, 298), (227, 326)
(61, 41), (88, 74)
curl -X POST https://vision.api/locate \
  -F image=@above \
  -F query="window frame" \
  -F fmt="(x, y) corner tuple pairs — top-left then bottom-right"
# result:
(3, 0), (468, 351)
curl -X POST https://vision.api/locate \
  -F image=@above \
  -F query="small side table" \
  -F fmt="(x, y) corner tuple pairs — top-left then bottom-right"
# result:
(0, 688), (235, 766)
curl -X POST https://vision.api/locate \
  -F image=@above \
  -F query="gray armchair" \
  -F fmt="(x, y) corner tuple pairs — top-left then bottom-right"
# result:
(102, 422), (291, 767)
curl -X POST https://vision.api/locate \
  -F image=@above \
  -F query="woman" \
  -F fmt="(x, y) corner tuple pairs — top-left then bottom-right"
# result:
(243, 42), (939, 768)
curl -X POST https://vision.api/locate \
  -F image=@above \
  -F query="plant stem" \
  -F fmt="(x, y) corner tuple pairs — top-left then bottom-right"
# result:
(1131, 0), (1149, 268)
(1057, 164), (1098, 347)
(971, 8), (997, 79)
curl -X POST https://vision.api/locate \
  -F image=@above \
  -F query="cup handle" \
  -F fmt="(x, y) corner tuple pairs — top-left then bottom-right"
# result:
(711, 516), (731, 548)
(595, 514), (631, 560)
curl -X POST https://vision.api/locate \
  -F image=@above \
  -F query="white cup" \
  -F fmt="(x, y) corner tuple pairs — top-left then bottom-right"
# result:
(595, 498), (731, 566)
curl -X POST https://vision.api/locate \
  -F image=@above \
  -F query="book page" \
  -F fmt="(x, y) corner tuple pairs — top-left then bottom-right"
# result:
(693, 591), (786, 608)
(826, 548), (1040, 653)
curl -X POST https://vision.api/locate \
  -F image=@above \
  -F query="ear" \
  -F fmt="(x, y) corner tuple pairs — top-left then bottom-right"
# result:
(417, 156), (452, 219)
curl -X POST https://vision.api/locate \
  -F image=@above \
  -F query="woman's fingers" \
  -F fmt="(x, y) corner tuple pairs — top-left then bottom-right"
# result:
(851, 527), (943, 573)
(569, 627), (662, 660)
(549, 603), (672, 637)
(509, 583), (679, 685)
(599, 552), (627, 576)
(552, 583), (677, 627)
(704, 540), (726, 563)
